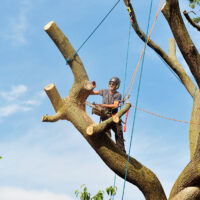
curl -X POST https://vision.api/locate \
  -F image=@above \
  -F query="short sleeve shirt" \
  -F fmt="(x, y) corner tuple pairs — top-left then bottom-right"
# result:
(99, 89), (122, 104)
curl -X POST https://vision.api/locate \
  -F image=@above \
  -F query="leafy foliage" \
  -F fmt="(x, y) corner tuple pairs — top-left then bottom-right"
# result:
(188, 0), (200, 24)
(75, 185), (117, 200)
(189, 0), (200, 9)
(193, 16), (200, 23)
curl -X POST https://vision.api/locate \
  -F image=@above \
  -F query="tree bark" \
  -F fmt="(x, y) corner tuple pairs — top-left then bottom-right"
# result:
(161, 0), (200, 161)
(189, 91), (200, 159)
(183, 10), (200, 32)
(123, 0), (196, 98)
(162, 0), (200, 88)
(42, 21), (167, 200)
(170, 134), (200, 199)
(123, 0), (200, 199)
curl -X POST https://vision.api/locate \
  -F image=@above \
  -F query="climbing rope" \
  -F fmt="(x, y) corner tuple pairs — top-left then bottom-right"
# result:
(193, 87), (197, 101)
(112, 173), (117, 200)
(122, 22), (132, 98)
(66, 0), (121, 64)
(121, 0), (154, 199)
(157, 53), (183, 85)
(132, 104), (200, 126)
(123, 0), (164, 101)
(112, 23), (132, 199)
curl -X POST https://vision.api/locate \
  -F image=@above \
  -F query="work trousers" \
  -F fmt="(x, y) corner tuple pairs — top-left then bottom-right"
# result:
(101, 116), (126, 153)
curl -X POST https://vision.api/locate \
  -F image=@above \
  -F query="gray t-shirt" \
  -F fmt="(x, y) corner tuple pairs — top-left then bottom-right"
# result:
(99, 89), (122, 104)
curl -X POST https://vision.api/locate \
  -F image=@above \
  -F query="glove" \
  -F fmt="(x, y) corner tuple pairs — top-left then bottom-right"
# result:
(92, 81), (96, 88)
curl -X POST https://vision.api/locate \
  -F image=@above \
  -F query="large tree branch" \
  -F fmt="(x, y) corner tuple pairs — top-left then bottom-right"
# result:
(123, 0), (197, 97)
(169, 134), (200, 199)
(44, 21), (93, 103)
(162, 0), (200, 88)
(183, 10), (200, 32)
(171, 186), (200, 200)
(86, 103), (131, 135)
(42, 21), (167, 200)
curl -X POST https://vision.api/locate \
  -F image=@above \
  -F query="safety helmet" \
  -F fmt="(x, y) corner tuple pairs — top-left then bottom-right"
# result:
(109, 77), (120, 89)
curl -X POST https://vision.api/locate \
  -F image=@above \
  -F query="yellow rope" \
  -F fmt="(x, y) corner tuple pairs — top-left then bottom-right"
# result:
(123, 0), (164, 100)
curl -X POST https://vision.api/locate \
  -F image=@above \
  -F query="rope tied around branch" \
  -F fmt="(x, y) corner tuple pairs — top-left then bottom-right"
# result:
(66, 0), (121, 65)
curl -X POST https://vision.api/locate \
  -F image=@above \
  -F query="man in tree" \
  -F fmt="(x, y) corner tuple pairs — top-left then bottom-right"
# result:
(91, 77), (126, 153)
(42, 0), (200, 198)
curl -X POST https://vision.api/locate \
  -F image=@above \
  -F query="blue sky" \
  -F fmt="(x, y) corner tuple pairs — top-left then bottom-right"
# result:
(0, 0), (199, 199)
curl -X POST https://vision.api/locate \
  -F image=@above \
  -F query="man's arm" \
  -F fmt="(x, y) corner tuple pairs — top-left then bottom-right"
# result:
(100, 100), (119, 109)
(91, 90), (100, 95)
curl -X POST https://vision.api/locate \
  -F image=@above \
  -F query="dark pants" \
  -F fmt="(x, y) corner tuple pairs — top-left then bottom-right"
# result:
(101, 116), (126, 153)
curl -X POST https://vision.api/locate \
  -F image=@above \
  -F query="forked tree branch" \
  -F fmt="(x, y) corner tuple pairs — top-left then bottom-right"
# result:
(42, 21), (167, 200)
(86, 103), (131, 135)
(44, 21), (93, 103)
(123, 0), (197, 98)
(183, 10), (200, 31)
(162, 0), (200, 88)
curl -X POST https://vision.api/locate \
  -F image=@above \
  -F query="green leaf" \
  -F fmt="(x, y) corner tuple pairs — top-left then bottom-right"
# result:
(75, 190), (79, 197)
(0, 156), (2, 159)
(81, 184), (86, 188)
(190, 3), (195, 8)
(193, 17), (200, 23)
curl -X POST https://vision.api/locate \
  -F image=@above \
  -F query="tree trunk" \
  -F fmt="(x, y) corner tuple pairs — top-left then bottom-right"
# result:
(189, 90), (200, 159)
(42, 21), (167, 200)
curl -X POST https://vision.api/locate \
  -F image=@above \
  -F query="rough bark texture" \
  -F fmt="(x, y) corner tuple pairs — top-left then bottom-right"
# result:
(170, 135), (200, 199)
(42, 21), (167, 200)
(162, 0), (200, 89)
(189, 91), (200, 159)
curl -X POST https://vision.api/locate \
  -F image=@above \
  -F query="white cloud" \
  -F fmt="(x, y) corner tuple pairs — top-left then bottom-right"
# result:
(22, 100), (40, 106)
(0, 105), (19, 117)
(0, 104), (29, 118)
(0, 187), (74, 200)
(6, 0), (33, 45)
(0, 85), (27, 101)
(0, 85), (45, 121)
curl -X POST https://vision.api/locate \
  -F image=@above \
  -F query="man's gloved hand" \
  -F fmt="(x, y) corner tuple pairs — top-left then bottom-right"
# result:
(92, 81), (96, 88)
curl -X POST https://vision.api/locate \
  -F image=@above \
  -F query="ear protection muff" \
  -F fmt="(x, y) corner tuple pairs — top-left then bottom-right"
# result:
(109, 77), (120, 89)
(108, 83), (119, 89)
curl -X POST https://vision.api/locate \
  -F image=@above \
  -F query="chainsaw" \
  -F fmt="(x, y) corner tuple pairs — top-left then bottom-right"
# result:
(85, 101), (111, 118)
